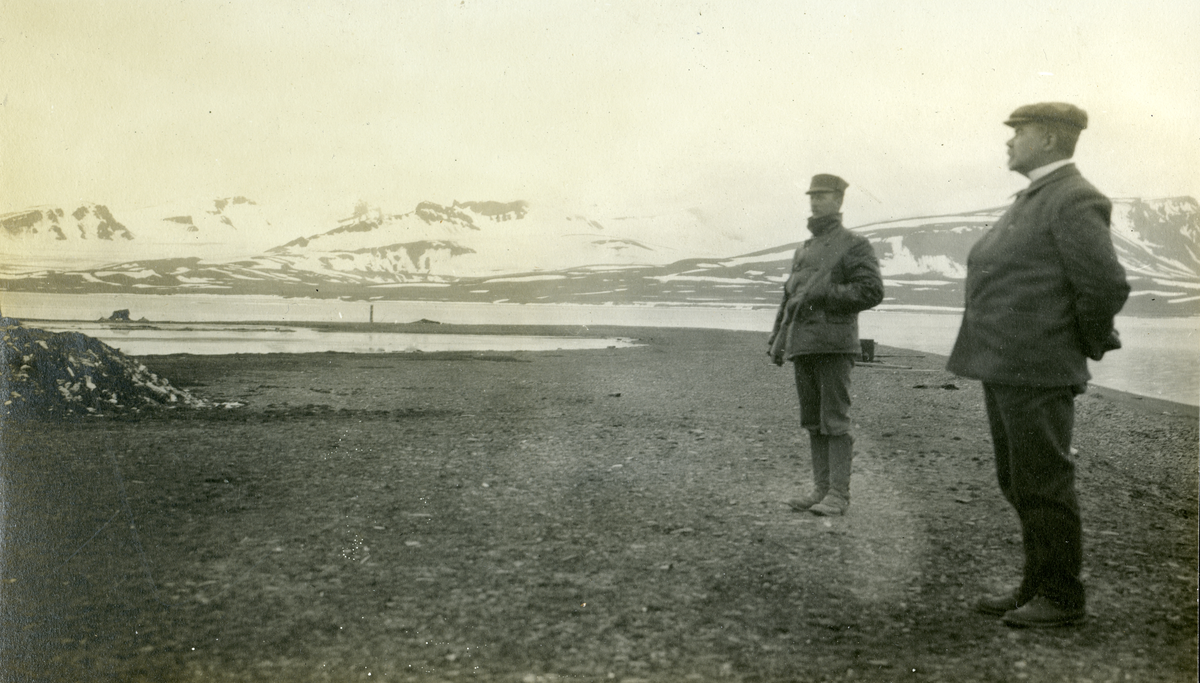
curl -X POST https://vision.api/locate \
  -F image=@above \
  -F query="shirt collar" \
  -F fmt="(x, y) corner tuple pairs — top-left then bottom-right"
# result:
(1026, 158), (1075, 184)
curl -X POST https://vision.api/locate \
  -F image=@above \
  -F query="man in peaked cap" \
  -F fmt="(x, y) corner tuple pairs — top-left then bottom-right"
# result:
(769, 174), (884, 516)
(948, 103), (1130, 627)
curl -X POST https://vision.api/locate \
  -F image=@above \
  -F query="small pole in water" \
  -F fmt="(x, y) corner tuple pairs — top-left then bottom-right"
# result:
(370, 305), (374, 324)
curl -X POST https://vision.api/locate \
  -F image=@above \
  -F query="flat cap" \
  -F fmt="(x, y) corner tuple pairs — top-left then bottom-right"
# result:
(1004, 102), (1088, 130)
(805, 174), (849, 194)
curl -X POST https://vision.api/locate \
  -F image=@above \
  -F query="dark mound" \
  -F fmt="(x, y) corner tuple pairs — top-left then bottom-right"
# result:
(1, 317), (212, 420)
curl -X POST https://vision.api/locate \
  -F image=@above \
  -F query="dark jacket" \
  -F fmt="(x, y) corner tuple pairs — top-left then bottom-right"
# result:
(769, 214), (884, 361)
(947, 164), (1130, 386)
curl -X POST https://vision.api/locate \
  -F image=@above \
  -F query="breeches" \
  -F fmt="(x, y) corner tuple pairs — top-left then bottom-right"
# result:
(792, 353), (855, 436)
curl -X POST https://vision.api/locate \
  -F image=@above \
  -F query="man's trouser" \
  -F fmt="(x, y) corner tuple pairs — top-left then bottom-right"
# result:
(794, 354), (856, 501)
(983, 382), (1085, 609)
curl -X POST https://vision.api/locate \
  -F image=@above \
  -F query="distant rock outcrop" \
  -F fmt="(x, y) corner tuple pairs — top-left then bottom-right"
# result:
(0, 196), (274, 269)
(1, 204), (134, 243)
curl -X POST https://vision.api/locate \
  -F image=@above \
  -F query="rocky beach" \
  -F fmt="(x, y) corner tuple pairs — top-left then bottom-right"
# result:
(1, 323), (1197, 682)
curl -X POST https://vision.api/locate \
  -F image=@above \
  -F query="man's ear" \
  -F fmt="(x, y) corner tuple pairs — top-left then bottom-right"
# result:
(1036, 124), (1058, 152)
(1041, 132), (1058, 152)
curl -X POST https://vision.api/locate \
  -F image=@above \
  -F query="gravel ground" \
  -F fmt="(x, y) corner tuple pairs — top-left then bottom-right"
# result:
(2, 325), (1196, 682)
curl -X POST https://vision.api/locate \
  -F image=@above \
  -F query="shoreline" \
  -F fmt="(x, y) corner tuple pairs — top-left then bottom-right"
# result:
(9, 314), (1199, 411)
(138, 320), (1200, 416)
(140, 345), (1200, 418)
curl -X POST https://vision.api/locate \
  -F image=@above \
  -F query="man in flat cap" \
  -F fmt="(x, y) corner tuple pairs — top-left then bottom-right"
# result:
(769, 174), (884, 516)
(948, 103), (1129, 627)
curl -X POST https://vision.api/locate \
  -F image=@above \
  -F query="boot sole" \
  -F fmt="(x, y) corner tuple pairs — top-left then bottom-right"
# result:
(1003, 613), (1086, 628)
(975, 604), (1018, 617)
(975, 602), (1020, 617)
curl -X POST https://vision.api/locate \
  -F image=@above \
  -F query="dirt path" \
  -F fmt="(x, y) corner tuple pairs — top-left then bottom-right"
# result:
(2, 327), (1196, 682)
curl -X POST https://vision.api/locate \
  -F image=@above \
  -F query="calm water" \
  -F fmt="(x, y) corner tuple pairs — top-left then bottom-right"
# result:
(17, 322), (640, 355)
(860, 310), (1199, 407)
(2, 292), (1196, 406)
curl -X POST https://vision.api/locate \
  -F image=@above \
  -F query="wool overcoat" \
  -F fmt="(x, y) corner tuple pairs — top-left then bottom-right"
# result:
(769, 217), (884, 360)
(947, 164), (1130, 386)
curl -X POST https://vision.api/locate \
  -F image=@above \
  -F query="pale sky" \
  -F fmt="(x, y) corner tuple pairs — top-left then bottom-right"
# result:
(3, 0), (1198, 247)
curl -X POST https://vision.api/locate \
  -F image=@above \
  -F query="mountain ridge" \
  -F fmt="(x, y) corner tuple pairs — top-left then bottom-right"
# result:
(2, 196), (1197, 317)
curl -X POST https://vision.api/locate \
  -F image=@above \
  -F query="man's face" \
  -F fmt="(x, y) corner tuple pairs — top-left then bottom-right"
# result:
(809, 191), (843, 218)
(1006, 123), (1051, 175)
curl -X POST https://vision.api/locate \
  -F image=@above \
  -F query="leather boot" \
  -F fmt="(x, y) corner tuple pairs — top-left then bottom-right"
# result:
(788, 433), (829, 511)
(811, 434), (853, 516)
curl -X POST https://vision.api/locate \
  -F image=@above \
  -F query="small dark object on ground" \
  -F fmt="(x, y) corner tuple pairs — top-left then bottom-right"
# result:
(860, 338), (876, 362)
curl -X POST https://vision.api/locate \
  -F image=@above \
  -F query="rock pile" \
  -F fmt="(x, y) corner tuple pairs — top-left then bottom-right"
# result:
(1, 317), (212, 420)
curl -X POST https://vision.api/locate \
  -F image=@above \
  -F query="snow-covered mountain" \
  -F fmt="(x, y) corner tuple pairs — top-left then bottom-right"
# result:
(0, 197), (275, 272)
(0, 204), (133, 244)
(603, 197), (1199, 315)
(1111, 198), (1200, 276)
(0, 204), (135, 271)
(264, 200), (744, 277)
(856, 196), (1200, 313)
(123, 196), (275, 251)
(2, 196), (1197, 317)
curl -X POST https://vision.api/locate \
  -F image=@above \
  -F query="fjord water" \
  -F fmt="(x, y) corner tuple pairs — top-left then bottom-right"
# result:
(2, 293), (1196, 406)
(15, 322), (640, 355)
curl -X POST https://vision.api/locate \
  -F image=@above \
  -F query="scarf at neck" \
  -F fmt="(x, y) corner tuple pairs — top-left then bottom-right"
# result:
(807, 213), (842, 236)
